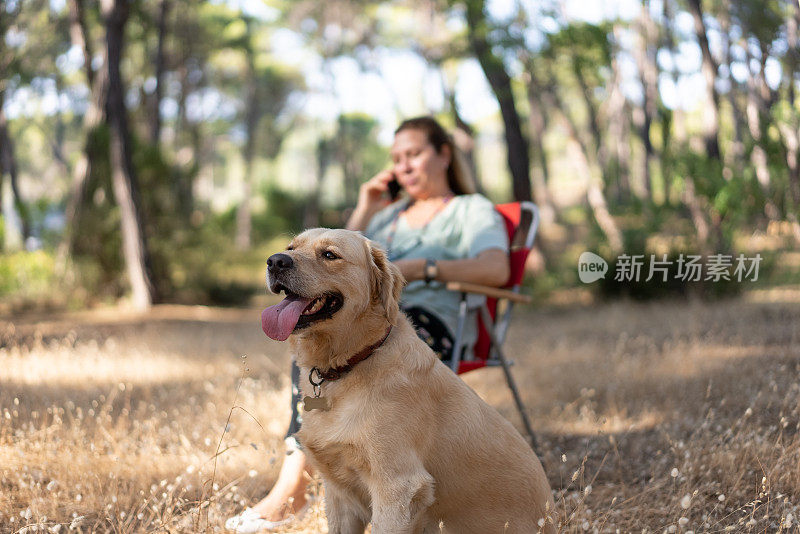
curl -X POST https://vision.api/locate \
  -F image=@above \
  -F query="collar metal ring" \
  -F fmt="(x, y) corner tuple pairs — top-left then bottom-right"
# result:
(309, 367), (325, 388)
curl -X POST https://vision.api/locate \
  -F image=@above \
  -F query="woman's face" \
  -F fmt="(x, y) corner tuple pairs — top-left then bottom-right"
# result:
(390, 128), (451, 200)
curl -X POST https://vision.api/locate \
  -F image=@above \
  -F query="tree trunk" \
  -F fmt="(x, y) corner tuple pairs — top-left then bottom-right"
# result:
(682, 177), (710, 252)
(0, 89), (31, 244)
(787, 1), (800, 243)
(181, 124), (200, 217)
(236, 49), (259, 250)
(777, 120), (800, 241)
(103, 0), (157, 309)
(661, 0), (688, 149)
(235, 159), (253, 250)
(568, 52), (635, 235)
(171, 63), (198, 219)
(607, 25), (632, 203)
(431, 65), (482, 191)
(515, 64), (555, 272)
(662, 0), (716, 247)
(335, 119), (359, 209)
(570, 54), (628, 209)
(782, 2), (800, 212)
(718, 8), (746, 167)
(633, 0), (659, 201)
(447, 91), (482, 194)
(50, 78), (72, 176)
(686, 0), (722, 161)
(149, 0), (170, 144)
(462, 0), (531, 201)
(304, 137), (331, 229)
(744, 42), (780, 220)
(61, 0), (109, 263)
(68, 0), (96, 89)
(174, 64), (188, 152)
(542, 84), (624, 254)
(525, 71), (556, 226)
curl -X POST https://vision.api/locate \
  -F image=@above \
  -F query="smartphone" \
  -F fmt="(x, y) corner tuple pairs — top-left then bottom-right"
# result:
(387, 177), (401, 200)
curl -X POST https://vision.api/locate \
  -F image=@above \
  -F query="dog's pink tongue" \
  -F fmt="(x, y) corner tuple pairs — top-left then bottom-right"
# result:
(261, 296), (313, 341)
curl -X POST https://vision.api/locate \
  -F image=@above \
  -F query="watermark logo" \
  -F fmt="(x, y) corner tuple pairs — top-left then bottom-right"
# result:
(577, 252), (762, 284)
(578, 252), (609, 283)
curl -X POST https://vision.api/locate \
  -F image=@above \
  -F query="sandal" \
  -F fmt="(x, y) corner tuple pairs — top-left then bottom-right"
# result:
(224, 497), (315, 533)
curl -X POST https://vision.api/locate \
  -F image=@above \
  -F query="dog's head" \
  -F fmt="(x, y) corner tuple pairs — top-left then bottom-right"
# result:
(261, 228), (405, 341)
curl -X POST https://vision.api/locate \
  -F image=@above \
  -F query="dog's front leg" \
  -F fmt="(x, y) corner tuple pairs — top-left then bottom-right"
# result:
(369, 466), (435, 534)
(324, 480), (369, 534)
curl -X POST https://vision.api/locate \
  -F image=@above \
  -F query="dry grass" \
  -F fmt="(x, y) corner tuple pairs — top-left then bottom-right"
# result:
(1, 294), (799, 533)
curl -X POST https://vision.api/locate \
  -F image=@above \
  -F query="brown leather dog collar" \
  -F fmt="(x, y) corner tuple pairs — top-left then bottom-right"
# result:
(309, 325), (393, 385)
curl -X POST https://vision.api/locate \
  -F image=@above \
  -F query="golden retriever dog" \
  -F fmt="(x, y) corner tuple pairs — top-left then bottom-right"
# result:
(261, 228), (556, 534)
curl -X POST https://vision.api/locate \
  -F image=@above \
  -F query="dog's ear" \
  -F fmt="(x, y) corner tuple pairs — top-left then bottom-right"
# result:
(368, 240), (405, 323)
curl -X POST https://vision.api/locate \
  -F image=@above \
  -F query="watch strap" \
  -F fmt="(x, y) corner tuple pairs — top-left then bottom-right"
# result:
(424, 258), (438, 283)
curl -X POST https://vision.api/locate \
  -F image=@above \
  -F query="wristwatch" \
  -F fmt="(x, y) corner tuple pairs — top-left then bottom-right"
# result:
(424, 258), (438, 284)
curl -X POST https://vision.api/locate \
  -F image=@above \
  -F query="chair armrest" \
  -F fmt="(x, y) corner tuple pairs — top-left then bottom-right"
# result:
(445, 281), (532, 304)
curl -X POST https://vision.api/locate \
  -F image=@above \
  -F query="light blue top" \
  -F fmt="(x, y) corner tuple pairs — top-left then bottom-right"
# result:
(365, 193), (508, 354)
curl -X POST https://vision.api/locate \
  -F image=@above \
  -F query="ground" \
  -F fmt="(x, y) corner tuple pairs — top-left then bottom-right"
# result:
(1, 291), (799, 533)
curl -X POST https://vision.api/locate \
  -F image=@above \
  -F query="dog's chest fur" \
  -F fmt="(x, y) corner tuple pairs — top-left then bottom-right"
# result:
(305, 440), (370, 492)
(298, 407), (375, 504)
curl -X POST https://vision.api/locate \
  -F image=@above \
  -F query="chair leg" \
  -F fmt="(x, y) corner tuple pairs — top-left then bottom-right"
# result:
(450, 293), (469, 373)
(496, 345), (540, 453)
(479, 307), (540, 453)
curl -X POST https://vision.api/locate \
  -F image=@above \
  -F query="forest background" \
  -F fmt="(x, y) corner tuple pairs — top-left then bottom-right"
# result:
(1, 0), (799, 311)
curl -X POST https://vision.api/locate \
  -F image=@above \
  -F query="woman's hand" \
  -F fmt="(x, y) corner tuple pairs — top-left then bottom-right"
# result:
(359, 170), (397, 208)
(346, 170), (398, 231)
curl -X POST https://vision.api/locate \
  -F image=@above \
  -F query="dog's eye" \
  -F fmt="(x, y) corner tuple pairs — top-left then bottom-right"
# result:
(287, 245), (294, 251)
(323, 251), (339, 260)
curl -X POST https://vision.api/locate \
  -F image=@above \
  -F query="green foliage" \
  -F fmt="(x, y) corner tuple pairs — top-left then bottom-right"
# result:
(144, 180), (304, 307)
(0, 250), (82, 314)
(6, 0), (800, 312)
(71, 127), (197, 301)
(594, 243), (744, 302)
(0, 251), (55, 296)
(134, 142), (196, 299)
(581, 186), (756, 300)
(730, 0), (784, 45)
(545, 22), (612, 67)
(162, 221), (286, 306)
(336, 113), (388, 177)
(254, 65), (305, 159)
(329, 113), (388, 208)
(541, 21), (613, 92)
(252, 183), (306, 238)
(2, 0), (72, 85)
(162, 223), (255, 306)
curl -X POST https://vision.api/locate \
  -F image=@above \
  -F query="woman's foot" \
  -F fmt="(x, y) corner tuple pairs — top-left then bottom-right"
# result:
(225, 449), (313, 532)
(224, 498), (312, 533)
(249, 482), (309, 522)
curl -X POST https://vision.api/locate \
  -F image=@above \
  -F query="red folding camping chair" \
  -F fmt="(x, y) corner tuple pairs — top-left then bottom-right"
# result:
(445, 201), (540, 450)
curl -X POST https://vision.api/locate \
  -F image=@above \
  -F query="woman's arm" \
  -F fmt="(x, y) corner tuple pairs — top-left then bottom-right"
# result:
(393, 248), (510, 287)
(345, 207), (377, 232)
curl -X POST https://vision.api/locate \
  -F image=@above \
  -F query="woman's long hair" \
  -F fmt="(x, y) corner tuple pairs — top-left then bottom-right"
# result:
(395, 116), (476, 195)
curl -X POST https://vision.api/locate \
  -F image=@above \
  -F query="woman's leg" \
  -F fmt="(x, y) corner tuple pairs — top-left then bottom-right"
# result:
(246, 361), (314, 521)
(402, 306), (455, 359)
(248, 446), (312, 520)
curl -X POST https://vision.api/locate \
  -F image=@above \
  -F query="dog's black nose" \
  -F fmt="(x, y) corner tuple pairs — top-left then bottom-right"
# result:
(267, 253), (294, 272)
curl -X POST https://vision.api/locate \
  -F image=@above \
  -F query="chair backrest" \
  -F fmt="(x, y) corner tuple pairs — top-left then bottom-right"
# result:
(463, 202), (538, 371)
